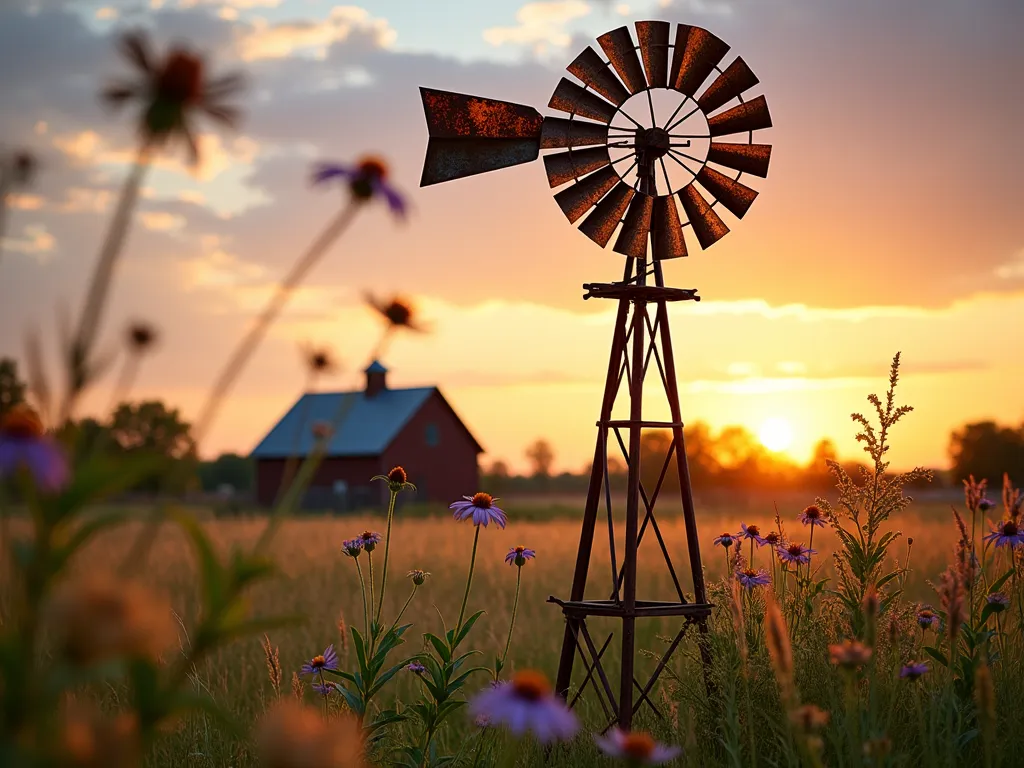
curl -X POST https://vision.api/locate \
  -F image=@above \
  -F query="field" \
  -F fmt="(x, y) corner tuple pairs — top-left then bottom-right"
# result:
(32, 490), (983, 766)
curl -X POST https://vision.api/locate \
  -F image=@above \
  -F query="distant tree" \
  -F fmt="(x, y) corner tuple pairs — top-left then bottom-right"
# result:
(525, 438), (554, 478)
(806, 438), (839, 487)
(0, 357), (26, 418)
(487, 459), (510, 478)
(949, 420), (1024, 486)
(683, 421), (720, 484)
(109, 400), (198, 492)
(197, 452), (254, 493)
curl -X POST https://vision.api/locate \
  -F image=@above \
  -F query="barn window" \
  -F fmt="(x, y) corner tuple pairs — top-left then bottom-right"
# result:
(425, 423), (440, 447)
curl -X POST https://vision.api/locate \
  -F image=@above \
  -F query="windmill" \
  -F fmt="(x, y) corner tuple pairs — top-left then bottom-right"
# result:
(419, 20), (772, 730)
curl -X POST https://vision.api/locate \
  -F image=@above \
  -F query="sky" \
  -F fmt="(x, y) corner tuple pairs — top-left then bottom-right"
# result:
(1, 0), (1022, 474)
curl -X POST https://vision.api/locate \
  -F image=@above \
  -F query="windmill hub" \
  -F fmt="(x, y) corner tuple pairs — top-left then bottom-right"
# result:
(636, 126), (671, 159)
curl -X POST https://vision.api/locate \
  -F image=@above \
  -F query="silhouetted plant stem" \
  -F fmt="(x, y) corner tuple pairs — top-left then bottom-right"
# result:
(193, 201), (360, 443)
(385, 585), (417, 638)
(367, 551), (376, 632)
(354, 558), (369, 638)
(456, 526), (481, 636)
(496, 566), (522, 680)
(0, 170), (11, 269)
(374, 489), (399, 632)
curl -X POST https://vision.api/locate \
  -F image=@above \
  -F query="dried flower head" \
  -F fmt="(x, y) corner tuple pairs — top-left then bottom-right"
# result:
(258, 700), (365, 768)
(372, 465), (416, 494)
(45, 573), (174, 665)
(829, 639), (873, 669)
(127, 322), (158, 354)
(303, 345), (337, 375)
(763, 530), (782, 547)
(407, 569), (430, 586)
(366, 294), (427, 333)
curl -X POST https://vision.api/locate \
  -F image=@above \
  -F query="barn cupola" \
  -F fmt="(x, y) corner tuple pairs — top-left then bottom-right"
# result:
(365, 360), (388, 398)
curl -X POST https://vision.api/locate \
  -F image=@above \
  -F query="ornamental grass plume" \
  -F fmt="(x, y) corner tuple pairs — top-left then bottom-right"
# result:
(764, 593), (794, 703)
(257, 700), (365, 768)
(262, 634), (282, 698)
(937, 566), (966, 648)
(975, 659), (996, 767)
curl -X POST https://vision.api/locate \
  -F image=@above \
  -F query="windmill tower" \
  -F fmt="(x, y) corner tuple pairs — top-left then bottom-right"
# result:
(419, 20), (772, 730)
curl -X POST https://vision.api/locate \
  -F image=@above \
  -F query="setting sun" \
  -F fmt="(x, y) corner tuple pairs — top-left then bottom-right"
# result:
(758, 417), (795, 453)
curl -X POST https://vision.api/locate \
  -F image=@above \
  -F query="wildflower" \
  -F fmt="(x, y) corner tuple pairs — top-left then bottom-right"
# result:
(451, 492), (507, 528)
(372, 465), (417, 494)
(474, 713), (492, 728)
(469, 670), (578, 743)
(102, 30), (243, 164)
(777, 542), (815, 566)
(986, 592), (1010, 612)
(258, 700), (364, 768)
(341, 538), (363, 558)
(127, 321), (158, 353)
(359, 531), (383, 552)
(366, 294), (427, 333)
(505, 545), (537, 567)
(829, 639), (872, 669)
(900, 662), (929, 680)
(736, 568), (771, 590)
(45, 573), (173, 665)
(407, 569), (430, 586)
(738, 523), (766, 546)
(313, 157), (405, 218)
(312, 682), (335, 696)
(763, 530), (782, 547)
(713, 532), (736, 548)
(978, 498), (995, 513)
(799, 505), (827, 528)
(300, 645), (338, 677)
(407, 662), (426, 675)
(594, 729), (681, 764)
(984, 519), (1024, 548)
(790, 704), (830, 732)
(0, 404), (69, 492)
(916, 606), (940, 630)
(60, 704), (140, 768)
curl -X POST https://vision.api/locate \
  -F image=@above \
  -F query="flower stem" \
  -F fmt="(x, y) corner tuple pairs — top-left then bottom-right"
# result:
(318, 669), (328, 717)
(385, 586), (417, 638)
(496, 566), (522, 680)
(354, 558), (369, 638)
(367, 551), (376, 633)
(374, 490), (399, 629)
(456, 525), (481, 640)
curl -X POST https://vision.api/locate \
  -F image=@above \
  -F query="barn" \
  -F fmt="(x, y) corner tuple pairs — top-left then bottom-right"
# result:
(251, 361), (483, 509)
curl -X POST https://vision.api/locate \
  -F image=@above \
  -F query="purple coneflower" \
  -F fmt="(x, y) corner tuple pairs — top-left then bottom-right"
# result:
(736, 568), (771, 590)
(505, 545), (536, 567)
(300, 645), (338, 677)
(311, 682), (335, 696)
(799, 505), (827, 528)
(777, 542), (815, 566)
(738, 523), (766, 546)
(451, 492), (507, 529)
(469, 670), (578, 743)
(916, 607), (940, 630)
(984, 520), (1024, 548)
(407, 662), (426, 675)
(594, 729), (681, 764)
(0, 404), (69, 492)
(987, 592), (1010, 612)
(763, 530), (783, 547)
(359, 531), (383, 552)
(312, 157), (405, 218)
(900, 662), (929, 680)
(341, 538), (363, 558)
(713, 533), (736, 548)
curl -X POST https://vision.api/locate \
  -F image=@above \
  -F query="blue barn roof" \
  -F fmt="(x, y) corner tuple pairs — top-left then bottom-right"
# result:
(251, 387), (436, 459)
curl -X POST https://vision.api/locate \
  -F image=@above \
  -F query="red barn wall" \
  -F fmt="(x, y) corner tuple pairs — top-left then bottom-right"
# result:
(256, 456), (385, 508)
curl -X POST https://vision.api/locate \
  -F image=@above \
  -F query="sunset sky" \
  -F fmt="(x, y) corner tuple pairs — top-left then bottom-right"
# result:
(1, 0), (1022, 474)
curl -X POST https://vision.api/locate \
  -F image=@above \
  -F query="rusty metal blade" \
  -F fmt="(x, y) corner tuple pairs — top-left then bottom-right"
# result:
(679, 185), (729, 249)
(549, 77), (618, 123)
(697, 57), (760, 114)
(540, 117), (609, 148)
(597, 26), (647, 95)
(696, 166), (758, 218)
(421, 138), (539, 186)
(567, 46), (630, 106)
(670, 26), (730, 97)
(613, 193), (654, 258)
(420, 87), (543, 138)
(544, 146), (612, 187)
(553, 165), (620, 223)
(579, 182), (635, 247)
(708, 95), (772, 136)
(706, 142), (772, 177)
(651, 195), (687, 259)
(635, 20), (670, 88)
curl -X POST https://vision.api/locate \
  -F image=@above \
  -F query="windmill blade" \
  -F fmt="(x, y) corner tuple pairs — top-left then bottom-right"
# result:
(540, 117), (610, 148)
(697, 57), (760, 115)
(635, 20), (670, 88)
(706, 142), (772, 177)
(597, 26), (647, 95)
(679, 185), (729, 249)
(696, 167), (758, 219)
(567, 46), (630, 106)
(579, 182), (635, 246)
(613, 193), (654, 258)
(651, 194), (688, 260)
(549, 77), (618, 124)
(670, 25), (730, 97)
(420, 88), (543, 186)
(544, 146), (612, 187)
(708, 95), (772, 137)
(553, 165), (620, 223)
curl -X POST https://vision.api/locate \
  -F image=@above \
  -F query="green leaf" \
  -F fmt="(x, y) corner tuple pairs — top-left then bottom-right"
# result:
(366, 659), (412, 699)
(453, 610), (485, 649)
(445, 666), (488, 696)
(988, 569), (1014, 595)
(923, 646), (949, 668)
(425, 633), (450, 664)
(335, 683), (364, 714)
(366, 709), (407, 736)
(171, 511), (225, 610)
(351, 627), (369, 676)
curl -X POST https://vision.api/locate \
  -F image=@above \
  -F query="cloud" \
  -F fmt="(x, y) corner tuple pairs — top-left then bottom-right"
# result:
(995, 248), (1024, 280)
(483, 1), (591, 49)
(2, 224), (56, 257)
(8, 194), (45, 211)
(238, 6), (396, 61)
(139, 211), (185, 231)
